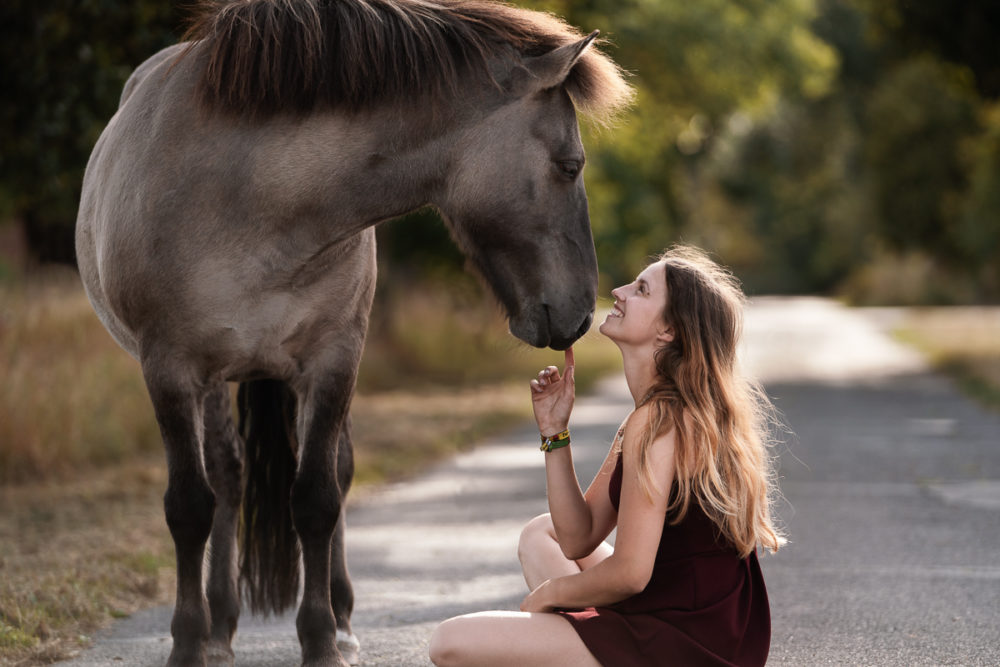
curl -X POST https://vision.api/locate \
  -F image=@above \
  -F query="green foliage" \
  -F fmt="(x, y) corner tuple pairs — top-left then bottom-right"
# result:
(859, 0), (1000, 98)
(864, 57), (978, 263)
(701, 97), (870, 293)
(958, 104), (1000, 295)
(677, 0), (1000, 302)
(0, 621), (37, 649)
(0, 0), (184, 262)
(531, 0), (840, 284)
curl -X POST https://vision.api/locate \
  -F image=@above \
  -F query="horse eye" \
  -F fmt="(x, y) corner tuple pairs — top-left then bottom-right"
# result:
(556, 160), (581, 180)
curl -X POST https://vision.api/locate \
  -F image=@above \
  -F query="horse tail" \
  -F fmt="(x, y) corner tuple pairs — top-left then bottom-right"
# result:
(237, 379), (301, 615)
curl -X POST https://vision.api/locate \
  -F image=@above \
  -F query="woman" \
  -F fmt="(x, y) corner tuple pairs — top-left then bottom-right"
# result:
(429, 245), (785, 666)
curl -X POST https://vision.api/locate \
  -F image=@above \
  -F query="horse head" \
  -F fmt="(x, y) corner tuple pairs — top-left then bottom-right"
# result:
(441, 34), (602, 351)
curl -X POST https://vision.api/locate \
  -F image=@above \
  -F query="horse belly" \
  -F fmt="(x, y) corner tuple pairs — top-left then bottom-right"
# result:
(76, 45), (200, 361)
(76, 113), (144, 360)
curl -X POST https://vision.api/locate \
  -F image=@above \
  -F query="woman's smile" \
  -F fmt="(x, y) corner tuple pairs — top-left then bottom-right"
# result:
(599, 261), (668, 346)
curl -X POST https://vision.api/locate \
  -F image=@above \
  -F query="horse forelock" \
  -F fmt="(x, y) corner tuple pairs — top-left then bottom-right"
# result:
(182, 0), (632, 123)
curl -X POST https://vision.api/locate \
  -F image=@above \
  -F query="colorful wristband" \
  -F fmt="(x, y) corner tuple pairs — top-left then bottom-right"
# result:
(539, 429), (571, 452)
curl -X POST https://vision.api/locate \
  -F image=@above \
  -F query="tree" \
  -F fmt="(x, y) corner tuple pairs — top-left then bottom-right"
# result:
(0, 0), (184, 264)
(687, 0), (1000, 301)
(864, 57), (978, 265)
(861, 0), (1000, 98)
(524, 0), (839, 284)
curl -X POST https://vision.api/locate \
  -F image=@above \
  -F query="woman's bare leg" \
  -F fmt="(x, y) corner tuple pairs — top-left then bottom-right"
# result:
(518, 514), (613, 591)
(428, 611), (601, 667)
(428, 515), (611, 666)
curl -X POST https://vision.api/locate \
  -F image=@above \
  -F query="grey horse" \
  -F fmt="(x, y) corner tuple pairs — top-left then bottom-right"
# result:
(75, 0), (631, 665)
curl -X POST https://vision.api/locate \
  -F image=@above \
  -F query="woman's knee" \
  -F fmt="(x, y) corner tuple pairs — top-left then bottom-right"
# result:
(428, 617), (468, 666)
(518, 513), (556, 561)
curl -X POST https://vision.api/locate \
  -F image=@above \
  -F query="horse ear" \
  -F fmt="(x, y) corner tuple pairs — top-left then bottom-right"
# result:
(512, 30), (600, 95)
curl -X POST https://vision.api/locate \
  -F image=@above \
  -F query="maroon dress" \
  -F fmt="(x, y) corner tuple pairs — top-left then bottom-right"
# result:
(557, 454), (771, 666)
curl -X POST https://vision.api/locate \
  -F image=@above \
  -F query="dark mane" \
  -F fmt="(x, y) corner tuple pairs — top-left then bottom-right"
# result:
(183, 0), (631, 121)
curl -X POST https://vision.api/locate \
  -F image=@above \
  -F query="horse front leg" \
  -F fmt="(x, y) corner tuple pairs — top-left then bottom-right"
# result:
(331, 421), (359, 665)
(202, 383), (244, 666)
(292, 371), (356, 667)
(142, 362), (214, 667)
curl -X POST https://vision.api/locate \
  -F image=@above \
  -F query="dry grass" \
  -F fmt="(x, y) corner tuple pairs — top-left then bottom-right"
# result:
(892, 307), (1000, 410)
(352, 385), (529, 485)
(0, 268), (160, 484)
(359, 280), (620, 392)
(0, 269), (621, 664)
(0, 461), (174, 665)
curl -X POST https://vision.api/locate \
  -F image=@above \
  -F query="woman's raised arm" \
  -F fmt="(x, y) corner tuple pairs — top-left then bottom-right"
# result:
(521, 406), (676, 613)
(530, 348), (618, 559)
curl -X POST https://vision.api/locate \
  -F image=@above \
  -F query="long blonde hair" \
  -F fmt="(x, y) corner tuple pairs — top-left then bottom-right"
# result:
(633, 245), (785, 557)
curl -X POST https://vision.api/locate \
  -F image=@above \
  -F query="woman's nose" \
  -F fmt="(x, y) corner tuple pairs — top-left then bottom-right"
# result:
(611, 286), (625, 301)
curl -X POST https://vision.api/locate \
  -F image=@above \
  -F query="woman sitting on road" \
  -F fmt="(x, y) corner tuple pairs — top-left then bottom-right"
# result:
(429, 244), (786, 666)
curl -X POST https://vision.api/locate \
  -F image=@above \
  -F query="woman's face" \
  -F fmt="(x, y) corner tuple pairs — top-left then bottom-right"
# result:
(599, 261), (671, 347)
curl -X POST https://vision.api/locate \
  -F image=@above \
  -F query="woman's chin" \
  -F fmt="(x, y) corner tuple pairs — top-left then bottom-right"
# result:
(597, 320), (616, 340)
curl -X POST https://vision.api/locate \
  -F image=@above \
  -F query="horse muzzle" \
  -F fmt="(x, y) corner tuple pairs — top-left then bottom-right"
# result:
(509, 305), (593, 350)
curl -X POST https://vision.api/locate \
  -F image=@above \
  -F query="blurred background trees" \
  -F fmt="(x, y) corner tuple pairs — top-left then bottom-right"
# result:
(1, 0), (998, 303)
(0, 0), (185, 264)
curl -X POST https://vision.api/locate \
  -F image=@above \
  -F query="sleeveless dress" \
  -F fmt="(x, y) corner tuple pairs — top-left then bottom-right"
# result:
(557, 454), (771, 666)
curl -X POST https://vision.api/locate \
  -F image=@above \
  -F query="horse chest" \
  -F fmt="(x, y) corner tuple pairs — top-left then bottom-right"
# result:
(180, 239), (375, 382)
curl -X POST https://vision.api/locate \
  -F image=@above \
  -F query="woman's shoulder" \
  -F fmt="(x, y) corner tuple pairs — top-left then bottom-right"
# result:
(620, 402), (677, 456)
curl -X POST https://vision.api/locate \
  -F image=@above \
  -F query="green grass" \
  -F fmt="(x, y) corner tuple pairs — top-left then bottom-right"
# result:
(948, 367), (1000, 409)
(0, 623), (36, 651)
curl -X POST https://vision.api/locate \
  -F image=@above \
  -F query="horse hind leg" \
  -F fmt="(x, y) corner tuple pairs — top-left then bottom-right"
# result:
(202, 383), (245, 666)
(331, 420), (359, 665)
(142, 361), (214, 667)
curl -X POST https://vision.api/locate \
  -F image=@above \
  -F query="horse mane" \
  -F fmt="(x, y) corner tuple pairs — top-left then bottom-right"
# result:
(183, 0), (632, 123)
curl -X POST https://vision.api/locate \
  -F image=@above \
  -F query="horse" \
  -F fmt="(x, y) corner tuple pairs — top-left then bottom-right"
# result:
(75, 1), (631, 665)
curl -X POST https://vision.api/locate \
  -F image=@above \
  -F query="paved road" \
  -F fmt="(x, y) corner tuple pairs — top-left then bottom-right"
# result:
(64, 297), (1000, 666)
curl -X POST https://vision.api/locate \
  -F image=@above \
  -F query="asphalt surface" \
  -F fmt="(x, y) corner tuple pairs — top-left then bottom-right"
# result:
(62, 297), (1000, 666)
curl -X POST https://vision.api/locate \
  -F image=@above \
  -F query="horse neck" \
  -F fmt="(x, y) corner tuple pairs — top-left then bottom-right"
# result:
(167, 46), (500, 247)
(283, 98), (475, 239)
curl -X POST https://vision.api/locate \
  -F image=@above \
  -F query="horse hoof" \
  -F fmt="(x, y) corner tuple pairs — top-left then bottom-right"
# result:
(205, 641), (235, 667)
(336, 630), (361, 666)
(167, 648), (207, 667)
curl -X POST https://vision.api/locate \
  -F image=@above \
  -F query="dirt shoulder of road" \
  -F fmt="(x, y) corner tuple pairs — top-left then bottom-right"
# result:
(860, 305), (1000, 411)
(0, 460), (174, 666)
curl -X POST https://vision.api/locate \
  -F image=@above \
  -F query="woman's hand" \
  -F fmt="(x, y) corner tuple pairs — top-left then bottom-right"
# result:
(520, 579), (557, 613)
(529, 347), (575, 436)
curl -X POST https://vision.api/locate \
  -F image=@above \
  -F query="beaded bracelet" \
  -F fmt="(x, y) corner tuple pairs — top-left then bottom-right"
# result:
(539, 429), (571, 452)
